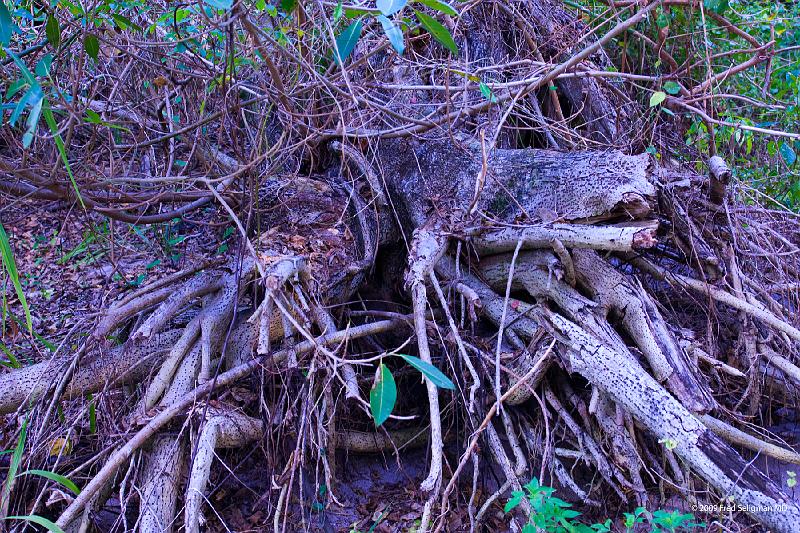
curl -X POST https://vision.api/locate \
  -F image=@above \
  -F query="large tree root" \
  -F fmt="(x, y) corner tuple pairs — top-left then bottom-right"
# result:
(2, 144), (799, 533)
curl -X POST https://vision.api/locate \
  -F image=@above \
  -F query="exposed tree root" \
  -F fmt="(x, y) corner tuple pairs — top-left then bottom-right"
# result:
(3, 137), (800, 533)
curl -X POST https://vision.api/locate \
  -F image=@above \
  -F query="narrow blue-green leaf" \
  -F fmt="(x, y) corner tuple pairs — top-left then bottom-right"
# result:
(779, 142), (796, 166)
(42, 101), (85, 208)
(377, 15), (404, 55)
(0, 222), (31, 333)
(415, 0), (457, 16)
(5, 515), (65, 533)
(0, 341), (22, 368)
(377, 0), (407, 16)
(5, 78), (26, 99)
(21, 469), (80, 495)
(35, 54), (53, 77)
(333, 0), (343, 22)
(397, 354), (455, 389)
(205, 0), (233, 9)
(83, 33), (99, 60)
(9, 84), (41, 127)
(2, 417), (28, 505)
(0, 1), (19, 46)
(414, 10), (457, 54)
(334, 20), (362, 64)
(45, 15), (60, 47)
(22, 94), (43, 148)
(370, 363), (397, 427)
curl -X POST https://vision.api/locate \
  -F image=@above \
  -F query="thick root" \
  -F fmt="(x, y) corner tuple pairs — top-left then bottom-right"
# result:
(0, 330), (180, 415)
(546, 310), (800, 532)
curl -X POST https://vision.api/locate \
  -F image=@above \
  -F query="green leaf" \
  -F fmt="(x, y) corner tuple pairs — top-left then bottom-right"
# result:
(415, 0), (457, 16)
(205, 0), (233, 9)
(655, 10), (669, 29)
(2, 417), (28, 506)
(649, 91), (666, 107)
(5, 515), (65, 533)
(397, 354), (455, 389)
(22, 93), (43, 148)
(10, 85), (42, 127)
(84, 34), (99, 60)
(85, 109), (101, 123)
(414, 10), (457, 54)
(280, 0), (297, 11)
(0, 222), (31, 333)
(333, 0), (343, 22)
(0, 342), (22, 368)
(35, 54), (53, 77)
(377, 15), (404, 54)
(663, 81), (680, 95)
(334, 20), (362, 64)
(21, 469), (80, 495)
(377, 0), (407, 16)
(479, 81), (497, 103)
(0, 1), (19, 46)
(504, 490), (523, 513)
(369, 363), (397, 426)
(45, 15), (60, 48)
(703, 0), (728, 15)
(110, 14), (142, 32)
(779, 141), (796, 166)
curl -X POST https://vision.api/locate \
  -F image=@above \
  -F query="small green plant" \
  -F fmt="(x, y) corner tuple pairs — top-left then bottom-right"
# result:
(505, 478), (704, 533)
(369, 353), (455, 427)
(0, 221), (31, 334)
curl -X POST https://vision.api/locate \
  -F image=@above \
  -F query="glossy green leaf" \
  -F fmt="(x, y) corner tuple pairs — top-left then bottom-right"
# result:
(397, 354), (455, 389)
(35, 54), (53, 77)
(4, 516), (65, 533)
(84, 34), (99, 60)
(205, 0), (233, 9)
(45, 15), (60, 47)
(505, 490), (524, 513)
(370, 363), (397, 426)
(649, 91), (666, 107)
(377, 15), (404, 54)
(377, 0), (407, 16)
(22, 93), (43, 148)
(414, 10), (457, 54)
(780, 142), (797, 166)
(110, 14), (142, 32)
(21, 469), (80, 495)
(415, 0), (457, 16)
(0, 222), (31, 333)
(0, 1), (19, 46)
(334, 20), (362, 64)
(9, 85), (41, 127)
(479, 81), (497, 103)
(663, 81), (680, 95)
